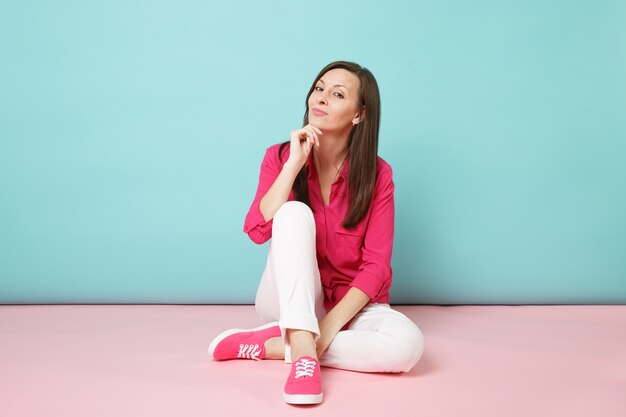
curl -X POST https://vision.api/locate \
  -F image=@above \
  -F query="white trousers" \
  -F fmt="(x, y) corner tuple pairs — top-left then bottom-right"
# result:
(255, 201), (425, 373)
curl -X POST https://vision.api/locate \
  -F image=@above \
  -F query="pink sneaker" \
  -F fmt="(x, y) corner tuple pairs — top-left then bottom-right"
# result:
(283, 356), (323, 405)
(208, 322), (281, 361)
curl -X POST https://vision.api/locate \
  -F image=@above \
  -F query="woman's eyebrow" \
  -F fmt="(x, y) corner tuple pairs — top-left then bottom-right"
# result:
(318, 79), (348, 89)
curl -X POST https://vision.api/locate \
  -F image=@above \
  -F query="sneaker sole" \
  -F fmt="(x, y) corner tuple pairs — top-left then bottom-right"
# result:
(208, 321), (280, 360)
(283, 393), (323, 405)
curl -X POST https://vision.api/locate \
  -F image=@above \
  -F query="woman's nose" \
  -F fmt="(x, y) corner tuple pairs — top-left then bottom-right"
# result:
(315, 91), (328, 105)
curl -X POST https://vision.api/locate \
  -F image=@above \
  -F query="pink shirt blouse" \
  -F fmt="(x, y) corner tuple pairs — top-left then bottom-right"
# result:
(244, 142), (395, 312)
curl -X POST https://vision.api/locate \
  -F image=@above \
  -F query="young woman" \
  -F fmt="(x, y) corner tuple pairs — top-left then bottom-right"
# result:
(208, 61), (424, 405)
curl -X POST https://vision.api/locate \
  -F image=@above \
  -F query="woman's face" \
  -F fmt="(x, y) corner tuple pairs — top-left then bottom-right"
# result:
(307, 68), (363, 132)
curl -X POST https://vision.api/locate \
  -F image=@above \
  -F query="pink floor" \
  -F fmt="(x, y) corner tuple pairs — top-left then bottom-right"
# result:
(0, 305), (625, 416)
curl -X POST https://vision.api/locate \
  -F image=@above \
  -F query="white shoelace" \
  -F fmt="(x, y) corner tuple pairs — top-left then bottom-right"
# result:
(294, 358), (316, 378)
(237, 343), (262, 360)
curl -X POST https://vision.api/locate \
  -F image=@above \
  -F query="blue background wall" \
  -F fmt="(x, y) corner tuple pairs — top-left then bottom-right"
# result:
(1, 0), (625, 304)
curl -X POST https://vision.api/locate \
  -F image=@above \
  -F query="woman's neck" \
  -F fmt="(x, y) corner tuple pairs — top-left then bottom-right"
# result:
(313, 131), (349, 174)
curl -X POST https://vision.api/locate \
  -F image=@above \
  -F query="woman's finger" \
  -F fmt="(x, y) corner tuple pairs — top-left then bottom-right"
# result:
(303, 126), (320, 147)
(304, 137), (313, 153)
(311, 125), (323, 135)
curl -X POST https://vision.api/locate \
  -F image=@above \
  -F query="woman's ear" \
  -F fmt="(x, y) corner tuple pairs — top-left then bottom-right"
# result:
(352, 106), (366, 125)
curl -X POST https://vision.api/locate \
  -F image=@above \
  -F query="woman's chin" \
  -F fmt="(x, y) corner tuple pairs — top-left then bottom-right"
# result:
(307, 120), (326, 129)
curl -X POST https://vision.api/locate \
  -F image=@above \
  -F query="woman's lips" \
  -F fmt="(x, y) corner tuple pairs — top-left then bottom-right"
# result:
(312, 108), (328, 116)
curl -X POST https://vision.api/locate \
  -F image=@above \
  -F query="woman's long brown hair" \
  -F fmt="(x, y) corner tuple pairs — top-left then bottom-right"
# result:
(278, 61), (381, 229)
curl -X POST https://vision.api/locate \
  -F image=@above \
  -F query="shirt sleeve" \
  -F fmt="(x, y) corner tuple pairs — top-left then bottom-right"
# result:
(243, 145), (283, 244)
(349, 165), (395, 300)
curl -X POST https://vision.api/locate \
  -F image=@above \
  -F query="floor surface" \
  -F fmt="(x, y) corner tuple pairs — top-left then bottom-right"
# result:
(1, 304), (625, 416)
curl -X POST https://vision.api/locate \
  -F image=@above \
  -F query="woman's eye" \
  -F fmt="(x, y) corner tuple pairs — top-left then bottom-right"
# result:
(314, 86), (342, 98)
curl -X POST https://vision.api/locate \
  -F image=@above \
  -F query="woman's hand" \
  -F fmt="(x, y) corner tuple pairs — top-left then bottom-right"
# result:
(316, 316), (342, 358)
(287, 124), (322, 169)
(315, 288), (370, 358)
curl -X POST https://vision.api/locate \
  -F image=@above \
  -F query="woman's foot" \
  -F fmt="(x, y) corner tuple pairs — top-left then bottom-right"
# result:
(283, 355), (323, 405)
(282, 329), (322, 404)
(208, 322), (281, 361)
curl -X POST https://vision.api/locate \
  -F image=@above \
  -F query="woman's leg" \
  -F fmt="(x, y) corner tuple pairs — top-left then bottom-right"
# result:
(319, 303), (425, 373)
(254, 201), (326, 363)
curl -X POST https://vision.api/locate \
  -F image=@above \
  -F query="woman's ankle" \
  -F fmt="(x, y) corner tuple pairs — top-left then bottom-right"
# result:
(287, 329), (318, 360)
(264, 336), (285, 360)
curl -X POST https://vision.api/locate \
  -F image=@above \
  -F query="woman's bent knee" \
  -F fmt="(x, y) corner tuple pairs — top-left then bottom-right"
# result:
(400, 326), (425, 372)
(274, 201), (313, 223)
(390, 324), (425, 373)
(272, 202), (315, 237)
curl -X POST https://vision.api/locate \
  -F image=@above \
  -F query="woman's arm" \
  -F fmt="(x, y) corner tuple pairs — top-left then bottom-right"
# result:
(259, 159), (300, 221)
(259, 124), (321, 221)
(347, 164), (395, 300)
(316, 287), (370, 357)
